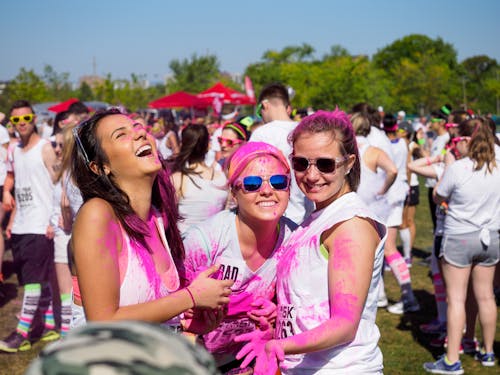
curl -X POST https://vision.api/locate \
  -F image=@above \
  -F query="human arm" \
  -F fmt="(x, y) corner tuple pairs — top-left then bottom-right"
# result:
(408, 154), (443, 179)
(166, 132), (180, 156)
(236, 217), (380, 370)
(274, 217), (378, 354)
(73, 198), (233, 323)
(432, 163), (455, 206)
(5, 204), (16, 239)
(42, 142), (60, 184)
(2, 172), (15, 211)
(170, 172), (183, 200)
(374, 148), (397, 195)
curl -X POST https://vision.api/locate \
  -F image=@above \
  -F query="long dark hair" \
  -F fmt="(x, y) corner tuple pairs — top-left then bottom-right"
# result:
(71, 108), (185, 277)
(170, 124), (209, 175)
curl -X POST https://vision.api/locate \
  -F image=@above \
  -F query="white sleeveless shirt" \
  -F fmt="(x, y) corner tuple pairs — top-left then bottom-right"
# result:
(177, 165), (228, 234)
(276, 192), (386, 374)
(183, 209), (297, 364)
(10, 139), (54, 234)
(71, 215), (181, 329)
(356, 139), (390, 223)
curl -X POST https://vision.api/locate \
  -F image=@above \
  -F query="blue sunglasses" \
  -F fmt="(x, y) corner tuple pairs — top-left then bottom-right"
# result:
(237, 174), (289, 193)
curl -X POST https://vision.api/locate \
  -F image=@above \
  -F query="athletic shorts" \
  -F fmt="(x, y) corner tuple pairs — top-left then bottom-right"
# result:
(11, 233), (54, 285)
(404, 185), (420, 206)
(440, 230), (499, 267)
(54, 232), (71, 264)
(386, 202), (404, 228)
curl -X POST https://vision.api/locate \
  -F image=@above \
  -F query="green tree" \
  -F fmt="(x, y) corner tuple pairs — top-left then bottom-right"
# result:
(167, 54), (220, 93)
(43, 65), (72, 101)
(93, 74), (115, 104)
(460, 55), (498, 113)
(373, 34), (460, 113)
(78, 81), (94, 102)
(3, 68), (49, 105)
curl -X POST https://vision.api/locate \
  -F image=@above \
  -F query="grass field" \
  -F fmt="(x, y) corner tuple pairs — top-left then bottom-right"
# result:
(0, 181), (499, 374)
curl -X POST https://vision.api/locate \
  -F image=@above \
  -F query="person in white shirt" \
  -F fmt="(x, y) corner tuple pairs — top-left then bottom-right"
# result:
(235, 110), (386, 374)
(249, 83), (314, 224)
(424, 106), (451, 231)
(0, 100), (59, 353)
(424, 117), (500, 373)
(184, 142), (297, 373)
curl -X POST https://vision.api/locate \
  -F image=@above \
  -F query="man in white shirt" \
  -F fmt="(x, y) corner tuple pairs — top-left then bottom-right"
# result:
(249, 83), (313, 224)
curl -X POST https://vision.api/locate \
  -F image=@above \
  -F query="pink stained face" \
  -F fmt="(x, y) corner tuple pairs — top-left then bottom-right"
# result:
(233, 155), (290, 224)
(220, 128), (243, 159)
(96, 114), (162, 181)
(293, 131), (352, 210)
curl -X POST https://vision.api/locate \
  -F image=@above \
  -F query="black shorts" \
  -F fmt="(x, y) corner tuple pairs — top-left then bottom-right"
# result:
(405, 185), (420, 206)
(11, 234), (54, 285)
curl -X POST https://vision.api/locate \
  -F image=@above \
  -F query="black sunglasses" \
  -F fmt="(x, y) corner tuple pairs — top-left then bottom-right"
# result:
(237, 174), (289, 193)
(291, 156), (348, 174)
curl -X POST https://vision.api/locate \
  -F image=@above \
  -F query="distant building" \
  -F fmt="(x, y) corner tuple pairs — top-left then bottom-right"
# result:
(79, 75), (105, 89)
(0, 80), (10, 95)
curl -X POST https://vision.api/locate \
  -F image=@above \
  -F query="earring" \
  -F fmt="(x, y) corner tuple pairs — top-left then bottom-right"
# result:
(345, 170), (351, 175)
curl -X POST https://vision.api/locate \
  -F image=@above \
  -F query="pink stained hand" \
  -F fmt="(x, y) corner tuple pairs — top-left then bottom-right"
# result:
(234, 318), (284, 374)
(247, 297), (277, 326)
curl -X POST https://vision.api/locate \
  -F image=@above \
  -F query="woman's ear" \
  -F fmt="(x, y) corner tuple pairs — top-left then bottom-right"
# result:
(346, 154), (356, 173)
(89, 161), (110, 176)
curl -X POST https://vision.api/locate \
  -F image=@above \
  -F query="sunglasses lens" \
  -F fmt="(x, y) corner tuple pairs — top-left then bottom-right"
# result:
(256, 103), (262, 119)
(242, 176), (263, 192)
(23, 114), (33, 122)
(10, 116), (20, 124)
(291, 157), (309, 172)
(316, 158), (336, 173)
(269, 175), (288, 190)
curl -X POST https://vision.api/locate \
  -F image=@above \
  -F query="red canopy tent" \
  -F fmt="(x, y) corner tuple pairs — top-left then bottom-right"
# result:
(47, 98), (81, 113)
(148, 91), (208, 109)
(197, 82), (255, 105)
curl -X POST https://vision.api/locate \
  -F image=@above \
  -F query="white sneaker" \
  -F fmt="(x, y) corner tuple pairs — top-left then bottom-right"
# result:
(387, 299), (420, 315)
(377, 294), (388, 308)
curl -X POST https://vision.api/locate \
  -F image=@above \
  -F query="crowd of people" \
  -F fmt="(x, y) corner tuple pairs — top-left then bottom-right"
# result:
(0, 82), (498, 375)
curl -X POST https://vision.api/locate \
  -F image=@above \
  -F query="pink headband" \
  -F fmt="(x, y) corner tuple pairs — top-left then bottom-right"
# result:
(227, 142), (290, 185)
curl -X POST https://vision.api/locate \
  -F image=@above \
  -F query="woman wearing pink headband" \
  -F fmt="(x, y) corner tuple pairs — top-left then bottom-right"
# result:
(183, 141), (297, 374)
(218, 118), (252, 168)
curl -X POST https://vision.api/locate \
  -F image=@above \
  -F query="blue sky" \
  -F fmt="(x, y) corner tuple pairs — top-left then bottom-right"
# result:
(1, 0), (499, 83)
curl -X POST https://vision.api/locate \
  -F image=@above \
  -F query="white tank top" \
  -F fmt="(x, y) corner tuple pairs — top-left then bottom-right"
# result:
(177, 166), (228, 234)
(11, 139), (54, 234)
(356, 139), (390, 223)
(276, 192), (386, 374)
(71, 214), (181, 328)
(183, 210), (297, 363)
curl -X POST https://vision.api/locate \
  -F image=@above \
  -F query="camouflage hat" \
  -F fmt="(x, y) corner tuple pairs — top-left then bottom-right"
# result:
(25, 321), (220, 375)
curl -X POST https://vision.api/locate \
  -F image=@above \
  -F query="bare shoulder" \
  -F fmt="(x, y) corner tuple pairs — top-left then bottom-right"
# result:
(170, 171), (182, 189)
(73, 197), (117, 231)
(324, 216), (379, 252)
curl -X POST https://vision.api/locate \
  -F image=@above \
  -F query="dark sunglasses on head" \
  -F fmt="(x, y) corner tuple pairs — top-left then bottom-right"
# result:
(291, 156), (348, 174)
(10, 114), (34, 124)
(237, 174), (289, 193)
(218, 136), (243, 147)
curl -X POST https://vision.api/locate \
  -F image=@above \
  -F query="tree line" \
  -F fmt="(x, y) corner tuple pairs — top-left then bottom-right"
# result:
(1, 34), (499, 116)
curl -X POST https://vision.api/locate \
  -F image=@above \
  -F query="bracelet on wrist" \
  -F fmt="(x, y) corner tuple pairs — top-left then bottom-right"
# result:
(185, 287), (196, 308)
